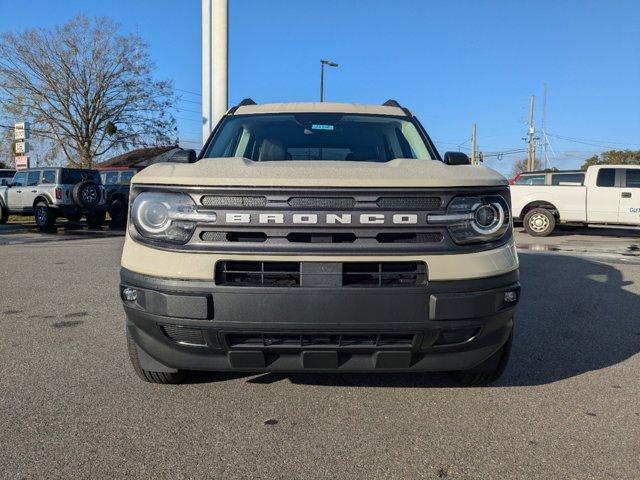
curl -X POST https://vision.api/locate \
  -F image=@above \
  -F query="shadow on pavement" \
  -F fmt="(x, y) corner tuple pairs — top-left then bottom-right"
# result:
(212, 252), (640, 388)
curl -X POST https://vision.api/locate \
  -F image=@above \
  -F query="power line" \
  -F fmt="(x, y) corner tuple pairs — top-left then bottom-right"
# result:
(174, 87), (202, 97)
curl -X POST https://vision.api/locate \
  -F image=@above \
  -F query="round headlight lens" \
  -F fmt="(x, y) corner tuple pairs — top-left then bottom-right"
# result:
(139, 200), (170, 232)
(131, 192), (199, 244)
(474, 204), (497, 228)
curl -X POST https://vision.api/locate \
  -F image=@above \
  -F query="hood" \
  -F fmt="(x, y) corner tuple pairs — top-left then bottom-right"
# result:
(132, 157), (507, 188)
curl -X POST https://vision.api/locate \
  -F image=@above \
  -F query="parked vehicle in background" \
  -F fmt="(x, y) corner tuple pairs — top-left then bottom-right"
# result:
(99, 168), (136, 227)
(0, 169), (16, 186)
(511, 165), (640, 236)
(0, 167), (107, 230)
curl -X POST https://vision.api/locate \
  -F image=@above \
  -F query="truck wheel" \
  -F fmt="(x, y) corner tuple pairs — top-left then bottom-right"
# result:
(523, 208), (555, 236)
(109, 199), (127, 227)
(86, 210), (106, 229)
(0, 203), (8, 224)
(72, 181), (100, 208)
(449, 333), (513, 387)
(126, 329), (185, 384)
(34, 201), (57, 231)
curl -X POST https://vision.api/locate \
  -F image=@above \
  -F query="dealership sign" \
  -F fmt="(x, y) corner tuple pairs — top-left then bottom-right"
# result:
(14, 122), (30, 169)
(15, 156), (30, 170)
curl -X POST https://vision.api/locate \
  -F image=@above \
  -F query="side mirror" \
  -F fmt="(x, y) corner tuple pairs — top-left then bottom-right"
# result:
(169, 149), (197, 164)
(444, 151), (471, 166)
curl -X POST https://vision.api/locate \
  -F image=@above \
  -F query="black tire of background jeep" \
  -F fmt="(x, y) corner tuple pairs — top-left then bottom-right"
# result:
(109, 198), (127, 227)
(72, 181), (100, 208)
(523, 208), (556, 237)
(34, 201), (57, 231)
(86, 210), (106, 229)
(0, 202), (8, 224)
(126, 329), (185, 384)
(448, 333), (513, 387)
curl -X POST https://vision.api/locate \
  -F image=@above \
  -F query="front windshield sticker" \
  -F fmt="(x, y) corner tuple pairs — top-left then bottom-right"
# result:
(311, 124), (334, 131)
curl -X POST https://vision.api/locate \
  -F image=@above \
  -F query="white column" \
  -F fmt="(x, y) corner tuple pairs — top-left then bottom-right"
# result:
(202, 0), (228, 145)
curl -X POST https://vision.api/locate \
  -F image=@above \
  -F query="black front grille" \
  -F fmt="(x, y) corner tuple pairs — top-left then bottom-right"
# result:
(343, 262), (426, 287)
(201, 231), (268, 243)
(215, 261), (427, 287)
(161, 325), (207, 346)
(226, 332), (415, 349)
(375, 232), (443, 244)
(216, 261), (301, 287)
(200, 231), (442, 245)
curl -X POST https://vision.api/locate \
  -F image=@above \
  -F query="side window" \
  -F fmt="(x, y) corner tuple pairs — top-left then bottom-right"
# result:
(625, 169), (640, 188)
(515, 174), (545, 185)
(551, 173), (585, 185)
(26, 170), (41, 186)
(41, 170), (57, 184)
(596, 168), (616, 187)
(12, 172), (27, 187)
(119, 171), (134, 185)
(103, 172), (119, 185)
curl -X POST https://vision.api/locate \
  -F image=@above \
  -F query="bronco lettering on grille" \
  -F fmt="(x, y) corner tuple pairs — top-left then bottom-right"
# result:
(224, 212), (422, 225)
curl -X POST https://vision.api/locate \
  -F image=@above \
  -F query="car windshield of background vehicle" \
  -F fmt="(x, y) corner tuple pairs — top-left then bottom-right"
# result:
(203, 114), (433, 162)
(515, 174), (545, 185)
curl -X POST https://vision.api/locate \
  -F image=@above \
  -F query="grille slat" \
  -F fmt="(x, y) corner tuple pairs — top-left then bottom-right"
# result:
(161, 325), (207, 346)
(201, 195), (267, 207)
(376, 197), (442, 209)
(287, 197), (357, 209)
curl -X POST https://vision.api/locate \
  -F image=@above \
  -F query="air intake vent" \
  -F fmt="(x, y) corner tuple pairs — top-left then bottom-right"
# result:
(201, 231), (267, 242)
(287, 197), (356, 209)
(161, 325), (207, 346)
(226, 333), (415, 349)
(201, 195), (267, 208)
(286, 232), (357, 243)
(215, 261), (301, 287)
(343, 262), (426, 287)
(376, 197), (441, 209)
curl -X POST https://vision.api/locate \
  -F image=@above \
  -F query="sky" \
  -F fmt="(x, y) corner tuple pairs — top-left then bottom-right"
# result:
(1, 0), (639, 175)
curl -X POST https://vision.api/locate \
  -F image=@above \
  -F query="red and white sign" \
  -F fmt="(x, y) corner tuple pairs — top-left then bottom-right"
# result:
(15, 156), (30, 170)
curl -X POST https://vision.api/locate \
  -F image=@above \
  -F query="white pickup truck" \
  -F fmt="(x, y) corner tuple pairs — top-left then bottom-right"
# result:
(511, 165), (640, 236)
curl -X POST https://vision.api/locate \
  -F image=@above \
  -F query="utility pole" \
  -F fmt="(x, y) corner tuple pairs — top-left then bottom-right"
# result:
(470, 124), (478, 165)
(202, 0), (228, 144)
(526, 95), (536, 172)
(319, 59), (338, 102)
(541, 83), (548, 169)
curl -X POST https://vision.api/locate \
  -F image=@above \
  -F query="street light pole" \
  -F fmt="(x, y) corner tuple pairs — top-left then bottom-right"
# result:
(319, 59), (338, 102)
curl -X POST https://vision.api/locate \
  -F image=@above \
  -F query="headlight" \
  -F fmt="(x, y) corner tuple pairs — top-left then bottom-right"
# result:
(131, 192), (216, 244)
(428, 195), (510, 244)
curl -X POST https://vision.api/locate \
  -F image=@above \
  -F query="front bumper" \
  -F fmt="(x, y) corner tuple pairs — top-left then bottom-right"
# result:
(121, 267), (519, 373)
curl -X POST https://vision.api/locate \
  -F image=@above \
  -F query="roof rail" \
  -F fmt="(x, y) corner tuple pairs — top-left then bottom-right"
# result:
(382, 99), (402, 108)
(228, 98), (257, 115)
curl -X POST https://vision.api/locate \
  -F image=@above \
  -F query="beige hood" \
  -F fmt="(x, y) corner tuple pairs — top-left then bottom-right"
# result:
(132, 157), (507, 188)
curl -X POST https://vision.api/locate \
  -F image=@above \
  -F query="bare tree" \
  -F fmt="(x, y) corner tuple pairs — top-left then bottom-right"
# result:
(0, 15), (177, 167)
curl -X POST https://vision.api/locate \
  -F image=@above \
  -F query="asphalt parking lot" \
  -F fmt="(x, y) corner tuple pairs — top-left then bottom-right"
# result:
(1, 224), (639, 479)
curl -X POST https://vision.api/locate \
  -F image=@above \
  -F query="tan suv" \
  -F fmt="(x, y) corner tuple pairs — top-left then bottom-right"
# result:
(120, 100), (520, 385)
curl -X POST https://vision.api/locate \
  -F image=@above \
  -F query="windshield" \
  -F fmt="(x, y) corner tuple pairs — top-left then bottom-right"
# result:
(202, 113), (435, 162)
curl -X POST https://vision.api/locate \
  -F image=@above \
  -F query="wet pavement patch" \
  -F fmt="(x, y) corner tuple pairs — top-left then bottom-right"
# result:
(263, 419), (278, 426)
(52, 320), (84, 329)
(2, 310), (22, 315)
(64, 311), (88, 318)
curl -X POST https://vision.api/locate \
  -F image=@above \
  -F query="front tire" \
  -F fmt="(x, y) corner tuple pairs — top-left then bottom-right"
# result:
(86, 210), (106, 229)
(126, 329), (185, 384)
(449, 333), (513, 387)
(109, 199), (127, 227)
(523, 208), (556, 236)
(34, 202), (57, 231)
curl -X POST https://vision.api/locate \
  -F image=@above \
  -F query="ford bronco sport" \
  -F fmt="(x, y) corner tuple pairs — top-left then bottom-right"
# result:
(0, 167), (107, 230)
(121, 100), (520, 386)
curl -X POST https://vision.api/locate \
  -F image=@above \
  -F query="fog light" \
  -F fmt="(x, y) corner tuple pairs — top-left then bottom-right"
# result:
(504, 290), (518, 303)
(122, 287), (138, 302)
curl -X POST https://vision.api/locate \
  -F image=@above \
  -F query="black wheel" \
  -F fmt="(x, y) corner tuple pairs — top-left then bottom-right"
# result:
(34, 202), (57, 231)
(126, 329), (185, 384)
(0, 203), (8, 224)
(72, 181), (100, 208)
(66, 213), (82, 222)
(523, 208), (556, 236)
(86, 210), (106, 229)
(449, 333), (513, 387)
(109, 199), (127, 227)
